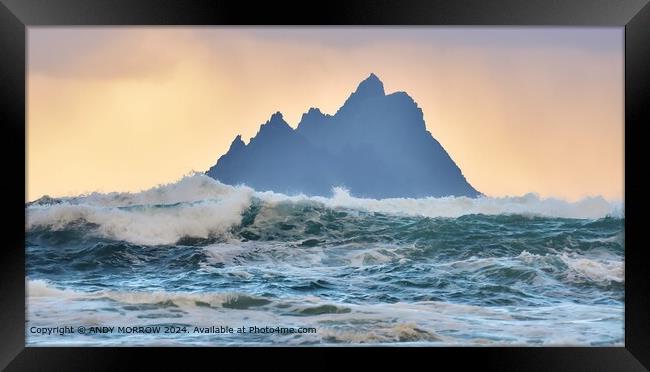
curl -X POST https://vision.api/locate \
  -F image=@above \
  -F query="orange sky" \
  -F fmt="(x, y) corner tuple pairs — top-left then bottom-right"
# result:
(27, 27), (623, 202)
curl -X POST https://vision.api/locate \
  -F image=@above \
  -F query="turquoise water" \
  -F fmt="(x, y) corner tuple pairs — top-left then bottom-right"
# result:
(25, 175), (624, 346)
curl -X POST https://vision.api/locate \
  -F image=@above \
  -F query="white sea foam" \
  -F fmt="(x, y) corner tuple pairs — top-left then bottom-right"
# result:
(517, 250), (624, 284)
(27, 174), (623, 245)
(27, 177), (253, 245)
(26, 279), (77, 298)
(27, 279), (623, 346)
(66, 173), (255, 207)
(317, 188), (620, 220)
(250, 177), (620, 219)
(559, 253), (624, 284)
(27, 279), (267, 308)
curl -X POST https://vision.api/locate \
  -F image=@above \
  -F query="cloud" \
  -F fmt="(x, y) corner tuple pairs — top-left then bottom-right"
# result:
(193, 27), (622, 54)
(29, 27), (622, 81)
(28, 28), (191, 80)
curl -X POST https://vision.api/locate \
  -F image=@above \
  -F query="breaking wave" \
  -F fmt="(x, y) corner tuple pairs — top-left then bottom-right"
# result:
(26, 174), (624, 346)
(26, 174), (622, 246)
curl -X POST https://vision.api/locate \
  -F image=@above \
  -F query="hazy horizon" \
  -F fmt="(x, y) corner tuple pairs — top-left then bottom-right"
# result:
(27, 27), (624, 202)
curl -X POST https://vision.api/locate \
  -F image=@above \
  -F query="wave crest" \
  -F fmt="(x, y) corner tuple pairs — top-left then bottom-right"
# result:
(27, 174), (623, 246)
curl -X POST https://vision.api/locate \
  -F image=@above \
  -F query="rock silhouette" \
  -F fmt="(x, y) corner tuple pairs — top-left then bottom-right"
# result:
(207, 74), (481, 198)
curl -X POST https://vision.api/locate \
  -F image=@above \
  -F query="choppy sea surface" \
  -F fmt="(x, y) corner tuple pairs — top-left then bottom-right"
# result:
(26, 175), (624, 346)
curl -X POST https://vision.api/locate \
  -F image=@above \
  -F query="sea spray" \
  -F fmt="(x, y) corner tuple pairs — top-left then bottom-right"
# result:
(26, 174), (624, 346)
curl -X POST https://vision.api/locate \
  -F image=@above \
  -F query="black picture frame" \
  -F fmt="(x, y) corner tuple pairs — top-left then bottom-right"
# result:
(1, 0), (648, 370)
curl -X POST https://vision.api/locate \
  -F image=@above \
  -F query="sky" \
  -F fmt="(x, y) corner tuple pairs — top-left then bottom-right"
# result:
(27, 27), (624, 202)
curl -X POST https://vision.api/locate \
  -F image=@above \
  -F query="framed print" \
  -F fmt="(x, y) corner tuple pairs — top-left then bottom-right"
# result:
(1, 0), (649, 370)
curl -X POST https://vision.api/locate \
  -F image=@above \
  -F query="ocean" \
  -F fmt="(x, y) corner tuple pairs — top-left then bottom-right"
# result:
(26, 174), (624, 346)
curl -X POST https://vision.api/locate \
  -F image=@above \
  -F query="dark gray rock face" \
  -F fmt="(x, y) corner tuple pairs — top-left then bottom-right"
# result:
(206, 74), (481, 198)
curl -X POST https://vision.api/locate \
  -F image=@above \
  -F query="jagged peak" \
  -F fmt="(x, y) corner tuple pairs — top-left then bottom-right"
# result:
(306, 107), (323, 115)
(251, 111), (294, 143)
(354, 73), (385, 97)
(263, 111), (291, 129)
(297, 107), (329, 133)
(300, 107), (328, 121)
(228, 134), (246, 152)
(337, 73), (386, 114)
(270, 111), (284, 121)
